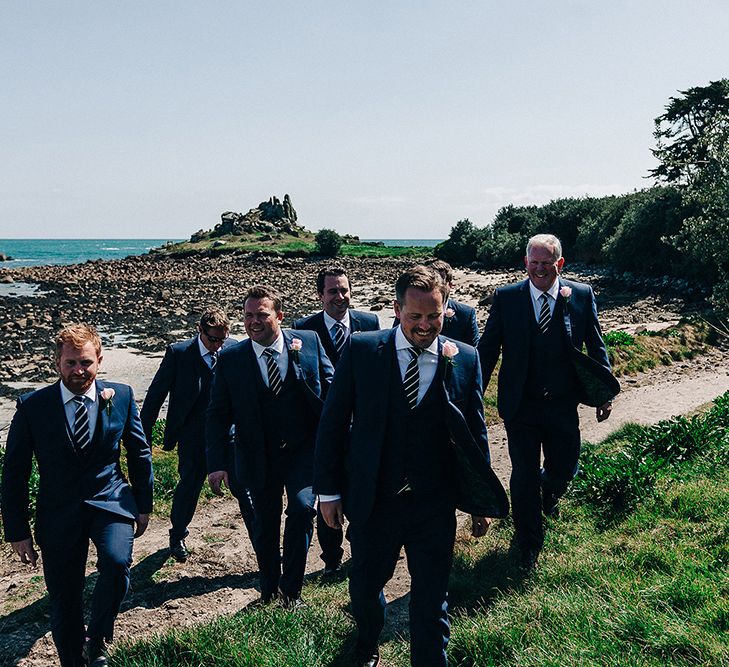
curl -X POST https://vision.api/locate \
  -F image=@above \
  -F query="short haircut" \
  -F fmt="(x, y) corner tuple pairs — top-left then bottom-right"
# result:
(526, 234), (563, 261)
(424, 258), (454, 285)
(395, 266), (447, 305)
(199, 306), (230, 332)
(54, 323), (102, 361)
(243, 285), (283, 313)
(316, 265), (349, 294)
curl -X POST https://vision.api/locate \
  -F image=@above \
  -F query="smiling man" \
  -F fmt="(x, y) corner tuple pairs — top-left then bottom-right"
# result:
(293, 265), (379, 574)
(206, 286), (334, 608)
(314, 266), (506, 667)
(1, 324), (153, 667)
(477, 233), (614, 570)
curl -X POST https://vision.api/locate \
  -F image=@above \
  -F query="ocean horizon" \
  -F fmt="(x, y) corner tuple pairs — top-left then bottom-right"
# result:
(0, 238), (443, 268)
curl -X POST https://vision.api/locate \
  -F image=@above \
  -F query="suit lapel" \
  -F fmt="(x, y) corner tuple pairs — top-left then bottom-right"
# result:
(53, 381), (77, 452)
(312, 312), (336, 363)
(558, 279), (573, 342)
(282, 330), (303, 381)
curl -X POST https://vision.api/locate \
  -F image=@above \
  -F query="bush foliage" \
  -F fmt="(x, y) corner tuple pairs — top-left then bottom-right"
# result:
(315, 228), (343, 257)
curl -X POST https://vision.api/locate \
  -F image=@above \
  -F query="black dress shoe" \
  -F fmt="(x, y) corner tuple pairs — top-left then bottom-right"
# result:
(83, 637), (108, 667)
(518, 547), (540, 571)
(323, 561), (342, 576)
(354, 649), (380, 667)
(281, 594), (307, 610)
(169, 537), (188, 562)
(542, 489), (560, 517)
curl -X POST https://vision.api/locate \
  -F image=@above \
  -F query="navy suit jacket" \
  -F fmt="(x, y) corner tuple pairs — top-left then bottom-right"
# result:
(1, 380), (153, 551)
(478, 277), (610, 422)
(293, 309), (380, 366)
(140, 336), (237, 449)
(393, 298), (479, 347)
(206, 329), (335, 490)
(314, 329), (507, 523)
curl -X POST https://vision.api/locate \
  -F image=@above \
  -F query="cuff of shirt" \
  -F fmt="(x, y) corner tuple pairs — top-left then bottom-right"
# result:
(318, 494), (341, 502)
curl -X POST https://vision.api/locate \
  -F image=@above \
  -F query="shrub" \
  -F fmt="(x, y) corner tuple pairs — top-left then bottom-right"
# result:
(314, 228), (343, 257)
(604, 331), (636, 347)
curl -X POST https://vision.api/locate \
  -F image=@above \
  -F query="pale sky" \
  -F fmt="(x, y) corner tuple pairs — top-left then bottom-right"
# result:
(1, 1), (727, 239)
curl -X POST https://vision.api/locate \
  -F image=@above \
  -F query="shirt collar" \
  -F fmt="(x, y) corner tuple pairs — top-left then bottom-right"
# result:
(394, 325), (439, 355)
(60, 380), (97, 405)
(323, 310), (350, 331)
(197, 334), (213, 358)
(529, 278), (560, 302)
(252, 331), (285, 358)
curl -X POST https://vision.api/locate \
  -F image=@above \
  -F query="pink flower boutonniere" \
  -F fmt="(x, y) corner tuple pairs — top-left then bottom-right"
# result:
(442, 341), (459, 382)
(560, 285), (572, 315)
(289, 338), (303, 363)
(445, 307), (456, 319)
(100, 387), (115, 417)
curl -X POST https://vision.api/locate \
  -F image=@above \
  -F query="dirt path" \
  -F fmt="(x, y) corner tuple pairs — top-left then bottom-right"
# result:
(3, 345), (729, 666)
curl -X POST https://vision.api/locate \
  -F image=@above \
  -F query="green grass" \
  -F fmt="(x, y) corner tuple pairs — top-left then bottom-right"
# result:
(109, 395), (729, 666)
(606, 322), (710, 376)
(154, 234), (434, 259)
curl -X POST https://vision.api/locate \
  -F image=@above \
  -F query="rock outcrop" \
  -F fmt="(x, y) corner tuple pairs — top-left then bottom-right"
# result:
(191, 194), (303, 242)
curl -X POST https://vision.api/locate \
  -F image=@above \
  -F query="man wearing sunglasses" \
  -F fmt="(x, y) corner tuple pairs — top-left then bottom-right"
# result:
(141, 307), (253, 562)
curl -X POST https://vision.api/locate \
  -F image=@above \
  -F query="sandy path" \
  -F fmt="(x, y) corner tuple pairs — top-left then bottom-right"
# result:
(2, 341), (729, 666)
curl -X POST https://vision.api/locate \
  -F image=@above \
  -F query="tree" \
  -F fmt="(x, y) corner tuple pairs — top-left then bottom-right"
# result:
(315, 228), (343, 257)
(650, 79), (729, 307)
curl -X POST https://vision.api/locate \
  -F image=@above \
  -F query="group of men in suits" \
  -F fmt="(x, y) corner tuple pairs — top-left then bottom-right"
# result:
(1, 236), (616, 667)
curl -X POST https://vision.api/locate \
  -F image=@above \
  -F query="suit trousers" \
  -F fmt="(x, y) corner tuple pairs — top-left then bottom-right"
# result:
(316, 503), (344, 568)
(41, 506), (134, 667)
(348, 494), (456, 667)
(505, 396), (581, 550)
(171, 427), (254, 540)
(250, 446), (316, 599)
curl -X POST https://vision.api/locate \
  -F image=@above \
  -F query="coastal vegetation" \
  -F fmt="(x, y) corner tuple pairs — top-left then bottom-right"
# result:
(108, 394), (729, 666)
(435, 79), (729, 312)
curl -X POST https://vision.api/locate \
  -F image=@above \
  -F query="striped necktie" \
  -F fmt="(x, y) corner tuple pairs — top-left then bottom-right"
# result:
(538, 293), (551, 334)
(210, 351), (218, 370)
(331, 321), (347, 356)
(263, 348), (283, 395)
(72, 395), (91, 452)
(403, 347), (423, 409)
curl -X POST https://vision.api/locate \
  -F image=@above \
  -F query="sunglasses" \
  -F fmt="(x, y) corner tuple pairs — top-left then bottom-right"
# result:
(203, 331), (229, 344)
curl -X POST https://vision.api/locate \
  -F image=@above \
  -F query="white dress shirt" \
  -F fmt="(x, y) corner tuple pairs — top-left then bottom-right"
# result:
(323, 310), (351, 342)
(529, 279), (560, 322)
(251, 332), (289, 386)
(394, 326), (439, 406)
(197, 334), (217, 369)
(60, 381), (99, 436)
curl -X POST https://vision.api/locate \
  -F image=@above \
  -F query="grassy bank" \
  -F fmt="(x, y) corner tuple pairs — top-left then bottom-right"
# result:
(109, 394), (729, 666)
(154, 234), (432, 259)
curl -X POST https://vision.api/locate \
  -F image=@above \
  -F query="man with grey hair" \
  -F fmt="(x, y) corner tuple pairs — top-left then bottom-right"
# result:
(478, 233), (614, 569)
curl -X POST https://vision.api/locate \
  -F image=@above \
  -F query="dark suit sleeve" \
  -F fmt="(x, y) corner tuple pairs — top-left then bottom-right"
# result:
(206, 356), (235, 473)
(466, 307), (480, 348)
(465, 351), (491, 464)
(0, 399), (34, 542)
(122, 386), (154, 515)
(584, 286), (611, 370)
(477, 290), (504, 391)
(314, 343), (355, 496)
(140, 344), (176, 443)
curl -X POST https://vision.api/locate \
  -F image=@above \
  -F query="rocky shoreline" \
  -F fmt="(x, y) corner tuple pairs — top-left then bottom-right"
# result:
(0, 252), (710, 393)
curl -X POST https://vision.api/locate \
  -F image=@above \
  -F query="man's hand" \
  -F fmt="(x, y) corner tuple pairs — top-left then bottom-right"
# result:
(134, 513), (150, 538)
(11, 538), (38, 567)
(596, 400), (613, 422)
(208, 470), (229, 496)
(320, 500), (344, 530)
(470, 516), (492, 538)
